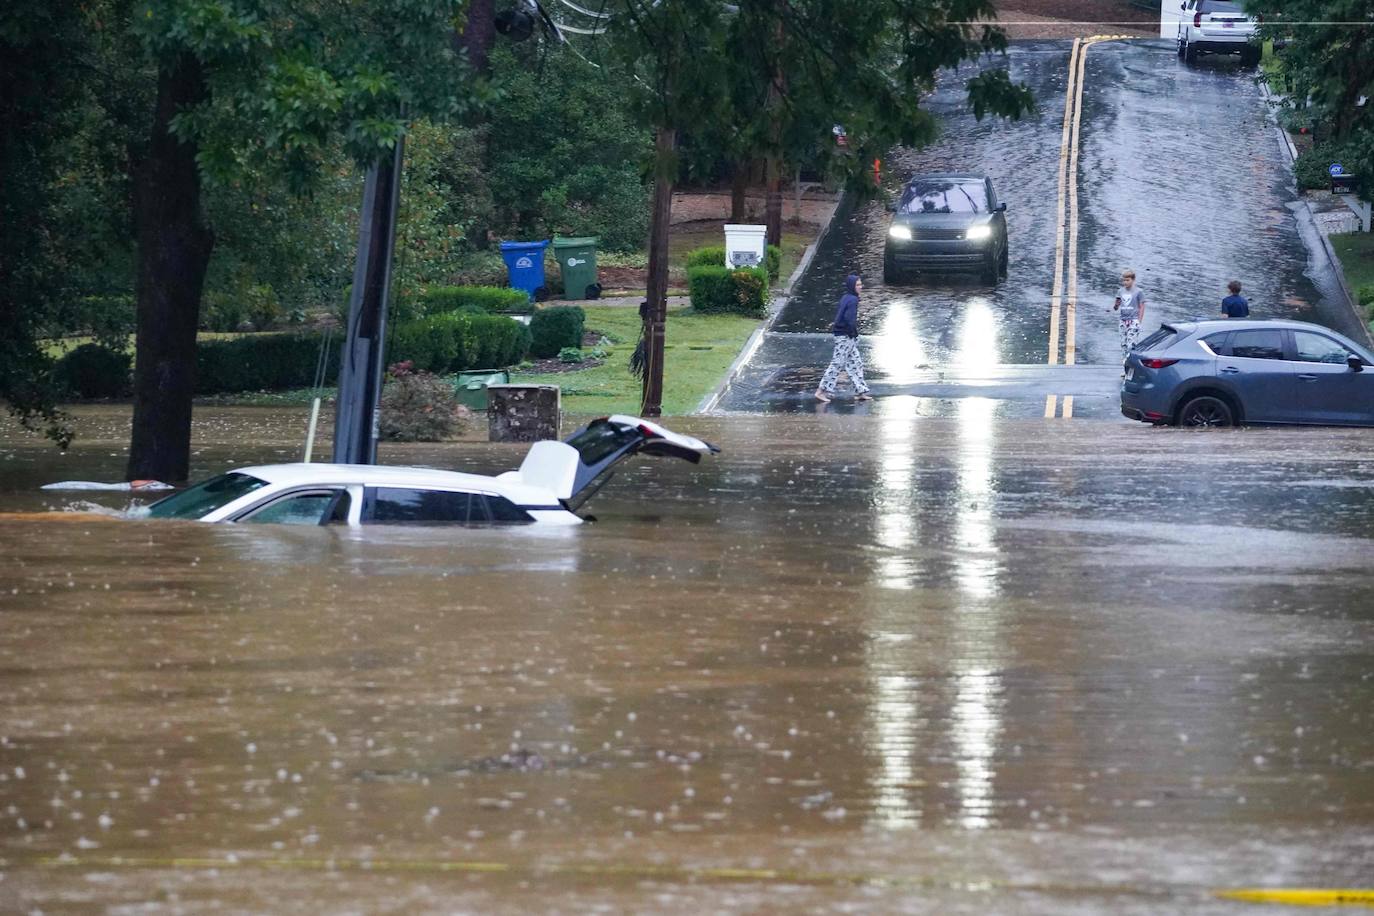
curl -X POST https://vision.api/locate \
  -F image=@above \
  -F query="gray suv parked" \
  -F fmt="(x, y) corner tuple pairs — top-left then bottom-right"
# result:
(1121, 319), (1374, 427)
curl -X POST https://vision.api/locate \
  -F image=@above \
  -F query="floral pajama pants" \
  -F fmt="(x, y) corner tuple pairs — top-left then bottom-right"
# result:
(1119, 319), (1141, 360)
(819, 336), (869, 395)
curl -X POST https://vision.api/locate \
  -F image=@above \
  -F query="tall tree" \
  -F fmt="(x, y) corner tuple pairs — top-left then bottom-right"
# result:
(0, 1), (109, 447)
(125, 0), (479, 480)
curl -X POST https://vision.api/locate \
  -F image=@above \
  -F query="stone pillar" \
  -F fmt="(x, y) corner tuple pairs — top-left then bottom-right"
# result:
(487, 385), (561, 442)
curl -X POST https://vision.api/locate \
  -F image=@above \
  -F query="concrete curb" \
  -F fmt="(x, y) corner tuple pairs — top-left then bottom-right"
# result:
(695, 189), (853, 413)
(1259, 78), (1374, 348)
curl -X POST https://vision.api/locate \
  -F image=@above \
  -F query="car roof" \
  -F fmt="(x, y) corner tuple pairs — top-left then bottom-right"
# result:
(1169, 318), (1357, 334)
(233, 463), (512, 491)
(906, 173), (988, 183)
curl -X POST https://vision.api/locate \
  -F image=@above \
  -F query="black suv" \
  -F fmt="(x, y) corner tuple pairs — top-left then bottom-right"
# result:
(883, 174), (1008, 284)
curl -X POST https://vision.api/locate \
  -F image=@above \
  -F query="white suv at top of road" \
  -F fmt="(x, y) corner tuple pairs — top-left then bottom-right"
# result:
(1177, 0), (1261, 66)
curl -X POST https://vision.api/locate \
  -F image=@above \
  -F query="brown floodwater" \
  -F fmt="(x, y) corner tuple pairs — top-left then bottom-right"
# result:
(2, 406), (1373, 913)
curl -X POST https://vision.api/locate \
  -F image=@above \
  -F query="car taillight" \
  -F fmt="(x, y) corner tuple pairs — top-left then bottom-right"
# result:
(1193, 11), (1202, 26)
(1140, 358), (1178, 369)
(638, 424), (659, 438)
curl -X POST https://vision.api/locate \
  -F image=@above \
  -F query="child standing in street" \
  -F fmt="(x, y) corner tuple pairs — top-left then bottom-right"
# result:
(815, 273), (872, 402)
(1113, 269), (1146, 361)
(1221, 280), (1250, 318)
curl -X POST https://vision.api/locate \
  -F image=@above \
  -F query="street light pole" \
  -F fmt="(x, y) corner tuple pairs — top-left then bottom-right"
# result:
(332, 138), (405, 465)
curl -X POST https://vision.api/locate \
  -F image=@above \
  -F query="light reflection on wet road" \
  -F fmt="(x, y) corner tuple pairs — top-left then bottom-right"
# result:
(2, 408), (1373, 911)
(719, 40), (1363, 415)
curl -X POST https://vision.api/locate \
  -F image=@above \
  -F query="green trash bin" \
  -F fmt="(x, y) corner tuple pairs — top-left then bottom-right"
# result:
(454, 369), (510, 411)
(552, 236), (601, 300)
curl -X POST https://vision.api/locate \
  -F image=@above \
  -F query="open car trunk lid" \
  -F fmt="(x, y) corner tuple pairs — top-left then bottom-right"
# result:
(504, 416), (719, 511)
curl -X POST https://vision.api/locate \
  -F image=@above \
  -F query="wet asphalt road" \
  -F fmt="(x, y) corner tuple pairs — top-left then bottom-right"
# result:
(716, 39), (1364, 416)
(2, 407), (1374, 912)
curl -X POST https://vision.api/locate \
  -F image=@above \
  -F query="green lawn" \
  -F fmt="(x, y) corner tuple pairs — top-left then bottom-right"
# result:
(512, 304), (759, 415)
(1330, 232), (1374, 324)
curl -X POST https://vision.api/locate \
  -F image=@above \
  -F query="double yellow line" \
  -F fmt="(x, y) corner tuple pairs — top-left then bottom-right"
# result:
(1045, 35), (1134, 419)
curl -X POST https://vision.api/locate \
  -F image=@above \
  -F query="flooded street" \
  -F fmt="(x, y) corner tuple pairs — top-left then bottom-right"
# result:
(3, 408), (1374, 912)
(718, 39), (1364, 414)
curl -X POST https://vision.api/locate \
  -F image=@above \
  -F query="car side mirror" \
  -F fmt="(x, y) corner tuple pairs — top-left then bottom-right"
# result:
(1349, 355), (1365, 372)
(1179, 2), (1185, 8)
(996, 202), (1008, 212)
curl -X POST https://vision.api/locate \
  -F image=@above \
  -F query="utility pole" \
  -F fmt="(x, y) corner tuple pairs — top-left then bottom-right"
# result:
(332, 139), (404, 465)
(640, 126), (677, 418)
(763, 16), (785, 248)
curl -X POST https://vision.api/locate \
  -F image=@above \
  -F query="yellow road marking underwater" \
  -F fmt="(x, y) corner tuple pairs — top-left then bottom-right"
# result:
(1217, 888), (1374, 908)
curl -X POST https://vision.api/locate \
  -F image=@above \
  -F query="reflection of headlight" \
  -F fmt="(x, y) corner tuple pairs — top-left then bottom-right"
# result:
(965, 224), (992, 241)
(888, 225), (912, 240)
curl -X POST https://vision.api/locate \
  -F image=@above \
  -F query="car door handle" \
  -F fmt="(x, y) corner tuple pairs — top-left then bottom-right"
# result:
(1220, 366), (1241, 374)
(1297, 374), (1318, 381)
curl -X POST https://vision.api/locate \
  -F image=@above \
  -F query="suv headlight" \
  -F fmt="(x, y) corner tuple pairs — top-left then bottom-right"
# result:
(965, 224), (992, 241)
(888, 225), (912, 241)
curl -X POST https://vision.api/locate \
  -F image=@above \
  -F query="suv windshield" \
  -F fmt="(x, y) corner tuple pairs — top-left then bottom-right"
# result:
(145, 472), (268, 519)
(900, 180), (988, 214)
(1199, 1), (1243, 12)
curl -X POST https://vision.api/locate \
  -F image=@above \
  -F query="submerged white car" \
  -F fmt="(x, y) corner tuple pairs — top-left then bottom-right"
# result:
(140, 416), (718, 527)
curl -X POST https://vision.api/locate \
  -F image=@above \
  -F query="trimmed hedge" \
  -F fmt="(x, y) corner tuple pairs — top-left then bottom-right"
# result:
(196, 333), (340, 395)
(530, 306), (586, 358)
(685, 244), (782, 282)
(686, 266), (769, 318)
(54, 343), (132, 399)
(418, 285), (532, 315)
(194, 313), (530, 394)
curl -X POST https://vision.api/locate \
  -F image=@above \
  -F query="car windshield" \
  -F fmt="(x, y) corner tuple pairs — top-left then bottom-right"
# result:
(145, 472), (268, 520)
(1199, 0), (1243, 12)
(900, 180), (988, 214)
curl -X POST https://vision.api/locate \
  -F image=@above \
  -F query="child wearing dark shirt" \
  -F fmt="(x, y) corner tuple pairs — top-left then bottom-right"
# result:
(1221, 280), (1250, 318)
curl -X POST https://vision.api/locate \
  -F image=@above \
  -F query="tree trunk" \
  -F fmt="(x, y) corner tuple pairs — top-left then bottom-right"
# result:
(126, 54), (214, 483)
(458, 0), (498, 76)
(765, 154), (783, 248)
(640, 127), (677, 418)
(730, 161), (749, 223)
(764, 20), (785, 248)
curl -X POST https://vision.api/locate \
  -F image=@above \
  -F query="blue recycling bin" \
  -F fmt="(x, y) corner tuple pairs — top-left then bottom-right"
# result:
(499, 240), (551, 302)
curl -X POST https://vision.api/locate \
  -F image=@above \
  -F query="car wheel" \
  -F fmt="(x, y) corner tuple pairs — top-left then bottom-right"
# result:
(1184, 40), (1198, 63)
(1241, 46), (1260, 67)
(982, 251), (999, 285)
(883, 251), (900, 285)
(998, 241), (1009, 277)
(1177, 395), (1235, 428)
(1177, 34), (1185, 57)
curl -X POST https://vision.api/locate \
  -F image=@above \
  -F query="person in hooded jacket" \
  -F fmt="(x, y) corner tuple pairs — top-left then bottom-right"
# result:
(815, 273), (873, 402)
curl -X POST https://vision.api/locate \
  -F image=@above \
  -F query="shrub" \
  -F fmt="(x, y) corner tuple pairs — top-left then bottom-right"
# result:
(192, 314), (530, 394)
(379, 361), (472, 442)
(685, 245), (726, 270)
(53, 343), (132, 399)
(420, 285), (531, 315)
(391, 312), (530, 373)
(685, 244), (782, 282)
(56, 295), (135, 350)
(1357, 284), (1374, 306)
(196, 333), (338, 394)
(1294, 141), (1358, 191)
(558, 346), (583, 363)
(687, 265), (769, 317)
(202, 293), (249, 332)
(529, 306), (586, 358)
(244, 284), (282, 330)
